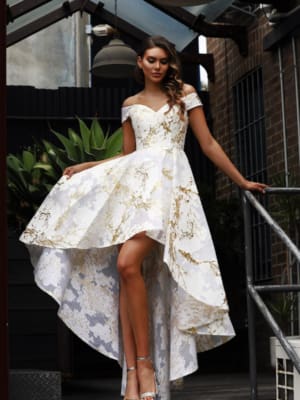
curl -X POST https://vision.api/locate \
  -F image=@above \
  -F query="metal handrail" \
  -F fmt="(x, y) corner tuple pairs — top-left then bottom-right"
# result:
(244, 190), (300, 262)
(242, 187), (300, 400)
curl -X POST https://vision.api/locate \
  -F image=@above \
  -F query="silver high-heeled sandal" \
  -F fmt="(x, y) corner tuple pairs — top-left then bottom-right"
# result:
(136, 356), (157, 400)
(124, 366), (139, 400)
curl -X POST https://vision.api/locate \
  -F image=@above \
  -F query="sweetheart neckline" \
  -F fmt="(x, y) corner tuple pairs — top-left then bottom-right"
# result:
(122, 91), (198, 113)
(129, 102), (169, 113)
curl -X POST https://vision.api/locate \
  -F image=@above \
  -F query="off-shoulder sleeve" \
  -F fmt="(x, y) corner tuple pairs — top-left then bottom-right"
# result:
(184, 92), (203, 111)
(121, 106), (131, 123)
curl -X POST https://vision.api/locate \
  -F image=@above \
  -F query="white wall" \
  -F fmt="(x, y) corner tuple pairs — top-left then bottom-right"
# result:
(7, 13), (90, 89)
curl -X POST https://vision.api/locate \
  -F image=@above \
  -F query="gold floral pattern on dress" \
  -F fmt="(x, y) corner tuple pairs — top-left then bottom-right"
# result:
(20, 92), (235, 400)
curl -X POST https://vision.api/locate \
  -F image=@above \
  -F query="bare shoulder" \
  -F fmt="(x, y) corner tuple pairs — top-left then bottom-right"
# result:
(182, 83), (197, 96)
(122, 93), (141, 107)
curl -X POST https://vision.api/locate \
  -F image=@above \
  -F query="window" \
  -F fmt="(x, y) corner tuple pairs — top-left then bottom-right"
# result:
(233, 68), (271, 281)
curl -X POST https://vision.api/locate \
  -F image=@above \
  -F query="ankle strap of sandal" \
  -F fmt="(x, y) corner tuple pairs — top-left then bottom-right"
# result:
(137, 355), (152, 362)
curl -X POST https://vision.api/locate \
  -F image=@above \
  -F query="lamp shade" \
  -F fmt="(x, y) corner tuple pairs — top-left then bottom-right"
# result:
(154, 0), (215, 5)
(91, 38), (137, 78)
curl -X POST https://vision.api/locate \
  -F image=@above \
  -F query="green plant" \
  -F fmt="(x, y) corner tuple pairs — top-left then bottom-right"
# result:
(268, 292), (297, 335)
(270, 172), (300, 240)
(7, 147), (54, 230)
(45, 117), (122, 176)
(268, 172), (300, 334)
(7, 118), (123, 230)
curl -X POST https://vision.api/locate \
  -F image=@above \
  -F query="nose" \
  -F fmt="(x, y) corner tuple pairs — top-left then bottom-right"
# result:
(154, 61), (161, 70)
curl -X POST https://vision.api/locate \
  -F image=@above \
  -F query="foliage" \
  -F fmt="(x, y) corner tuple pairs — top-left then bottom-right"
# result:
(7, 118), (123, 230)
(268, 292), (297, 335)
(7, 147), (53, 230)
(45, 118), (123, 175)
(268, 172), (300, 334)
(270, 172), (300, 238)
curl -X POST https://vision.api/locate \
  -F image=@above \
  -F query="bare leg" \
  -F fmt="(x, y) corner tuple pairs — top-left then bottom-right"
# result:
(119, 280), (139, 399)
(118, 233), (157, 400)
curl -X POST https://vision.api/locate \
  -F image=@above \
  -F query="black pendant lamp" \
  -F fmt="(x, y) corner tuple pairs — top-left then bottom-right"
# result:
(91, 0), (137, 78)
(155, 0), (214, 5)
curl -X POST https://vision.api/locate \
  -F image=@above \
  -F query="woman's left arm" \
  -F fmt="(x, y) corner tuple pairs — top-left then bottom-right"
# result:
(188, 106), (268, 193)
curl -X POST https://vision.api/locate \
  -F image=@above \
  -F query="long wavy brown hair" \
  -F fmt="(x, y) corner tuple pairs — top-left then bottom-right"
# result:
(135, 36), (185, 116)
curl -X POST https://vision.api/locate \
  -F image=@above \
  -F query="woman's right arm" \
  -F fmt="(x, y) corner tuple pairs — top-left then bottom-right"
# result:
(63, 115), (136, 178)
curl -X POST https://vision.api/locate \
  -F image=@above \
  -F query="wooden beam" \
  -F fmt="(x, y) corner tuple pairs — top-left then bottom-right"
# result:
(7, 0), (53, 24)
(6, 0), (85, 47)
(84, 1), (148, 42)
(180, 52), (215, 82)
(239, 0), (297, 12)
(0, 1), (8, 400)
(145, 0), (248, 55)
(263, 6), (300, 51)
(6, 0), (148, 47)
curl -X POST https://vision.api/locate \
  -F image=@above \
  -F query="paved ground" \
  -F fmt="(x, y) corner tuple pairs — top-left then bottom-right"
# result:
(62, 373), (276, 400)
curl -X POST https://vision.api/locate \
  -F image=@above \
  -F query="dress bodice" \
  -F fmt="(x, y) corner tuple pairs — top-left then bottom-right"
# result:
(121, 91), (202, 151)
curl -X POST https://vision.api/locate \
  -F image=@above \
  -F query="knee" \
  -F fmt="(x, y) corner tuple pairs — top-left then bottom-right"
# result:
(117, 257), (140, 281)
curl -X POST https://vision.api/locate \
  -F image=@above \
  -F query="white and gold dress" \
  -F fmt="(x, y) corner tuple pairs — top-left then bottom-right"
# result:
(20, 91), (235, 400)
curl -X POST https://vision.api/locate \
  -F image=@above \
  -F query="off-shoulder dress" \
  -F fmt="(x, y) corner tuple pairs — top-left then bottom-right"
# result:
(20, 91), (235, 399)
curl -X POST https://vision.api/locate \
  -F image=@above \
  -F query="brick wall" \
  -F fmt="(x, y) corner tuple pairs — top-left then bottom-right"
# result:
(207, 12), (300, 198)
(207, 10), (300, 280)
(207, 10), (300, 368)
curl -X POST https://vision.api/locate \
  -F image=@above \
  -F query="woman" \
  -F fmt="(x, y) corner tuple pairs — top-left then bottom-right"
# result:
(20, 36), (267, 400)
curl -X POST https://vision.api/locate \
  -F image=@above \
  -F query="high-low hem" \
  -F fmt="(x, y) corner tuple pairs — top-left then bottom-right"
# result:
(20, 92), (235, 400)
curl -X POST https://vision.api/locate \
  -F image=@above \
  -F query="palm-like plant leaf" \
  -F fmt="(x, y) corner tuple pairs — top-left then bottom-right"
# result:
(77, 117), (91, 153)
(22, 150), (36, 172)
(90, 119), (105, 148)
(51, 129), (80, 162)
(104, 128), (123, 158)
(7, 117), (123, 230)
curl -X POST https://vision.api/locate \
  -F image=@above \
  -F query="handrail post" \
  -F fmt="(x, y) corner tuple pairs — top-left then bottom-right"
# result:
(243, 193), (257, 400)
(242, 188), (300, 398)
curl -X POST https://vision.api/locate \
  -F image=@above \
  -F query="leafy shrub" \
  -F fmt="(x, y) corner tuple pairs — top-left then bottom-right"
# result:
(7, 118), (122, 230)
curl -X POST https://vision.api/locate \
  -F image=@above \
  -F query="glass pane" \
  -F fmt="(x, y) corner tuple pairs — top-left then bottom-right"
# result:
(184, 0), (233, 22)
(278, 387), (285, 400)
(287, 373), (294, 388)
(287, 389), (294, 400)
(287, 360), (294, 373)
(92, 0), (197, 51)
(7, 0), (198, 51)
(7, 0), (65, 34)
(278, 372), (285, 386)
(7, 0), (24, 6)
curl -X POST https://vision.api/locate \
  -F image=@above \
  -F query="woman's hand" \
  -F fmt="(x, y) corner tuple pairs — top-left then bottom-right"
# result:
(63, 154), (124, 179)
(239, 179), (269, 194)
(63, 163), (91, 178)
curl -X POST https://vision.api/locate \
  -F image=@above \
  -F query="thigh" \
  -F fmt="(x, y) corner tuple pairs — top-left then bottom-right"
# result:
(118, 233), (157, 266)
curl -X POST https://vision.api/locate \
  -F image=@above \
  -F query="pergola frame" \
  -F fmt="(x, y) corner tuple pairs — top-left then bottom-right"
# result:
(6, 0), (248, 54)
(145, 0), (248, 55)
(6, 0), (220, 80)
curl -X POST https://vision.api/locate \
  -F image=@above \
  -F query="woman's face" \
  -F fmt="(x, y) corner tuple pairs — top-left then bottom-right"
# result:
(137, 46), (170, 84)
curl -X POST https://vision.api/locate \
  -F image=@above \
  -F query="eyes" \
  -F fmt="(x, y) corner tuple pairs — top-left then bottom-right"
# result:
(146, 57), (169, 65)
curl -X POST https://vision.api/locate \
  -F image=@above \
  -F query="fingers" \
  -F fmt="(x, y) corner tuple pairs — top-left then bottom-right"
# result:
(257, 183), (269, 193)
(247, 181), (269, 194)
(63, 167), (74, 179)
(256, 184), (267, 194)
